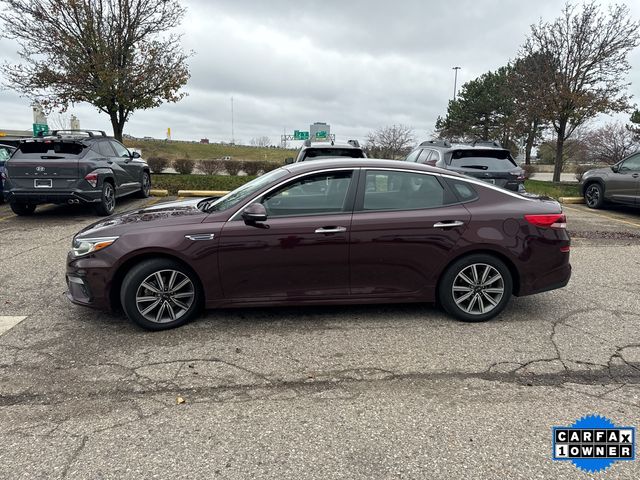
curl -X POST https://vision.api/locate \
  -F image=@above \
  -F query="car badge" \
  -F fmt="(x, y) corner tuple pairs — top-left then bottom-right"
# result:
(35, 166), (45, 172)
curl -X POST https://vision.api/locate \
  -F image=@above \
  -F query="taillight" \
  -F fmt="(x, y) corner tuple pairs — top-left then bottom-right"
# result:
(85, 172), (98, 188)
(524, 213), (567, 229)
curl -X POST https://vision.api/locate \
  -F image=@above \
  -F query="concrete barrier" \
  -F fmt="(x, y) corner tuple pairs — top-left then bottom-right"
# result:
(149, 189), (169, 197)
(559, 197), (585, 204)
(177, 190), (230, 197)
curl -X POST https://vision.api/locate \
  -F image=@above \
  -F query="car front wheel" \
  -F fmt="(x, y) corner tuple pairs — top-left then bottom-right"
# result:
(95, 181), (116, 216)
(120, 259), (203, 331)
(136, 171), (151, 198)
(438, 254), (512, 322)
(584, 183), (604, 209)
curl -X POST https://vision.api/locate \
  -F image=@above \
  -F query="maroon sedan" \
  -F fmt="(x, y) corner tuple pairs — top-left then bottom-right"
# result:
(66, 159), (571, 330)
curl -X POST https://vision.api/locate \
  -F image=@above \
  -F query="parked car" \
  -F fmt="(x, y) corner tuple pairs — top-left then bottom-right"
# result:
(406, 140), (526, 192)
(285, 139), (366, 164)
(0, 143), (16, 203)
(4, 130), (151, 216)
(67, 158), (571, 331)
(580, 152), (640, 209)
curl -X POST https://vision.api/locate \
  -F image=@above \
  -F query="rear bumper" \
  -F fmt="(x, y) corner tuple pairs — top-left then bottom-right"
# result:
(4, 189), (101, 204)
(517, 262), (572, 296)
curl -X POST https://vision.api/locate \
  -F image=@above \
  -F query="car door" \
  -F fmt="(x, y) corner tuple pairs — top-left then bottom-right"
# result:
(218, 169), (358, 301)
(349, 169), (470, 299)
(109, 140), (139, 193)
(608, 154), (640, 204)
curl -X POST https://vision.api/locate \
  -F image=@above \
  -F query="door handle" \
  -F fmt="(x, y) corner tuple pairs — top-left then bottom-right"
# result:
(433, 221), (465, 228)
(314, 226), (347, 234)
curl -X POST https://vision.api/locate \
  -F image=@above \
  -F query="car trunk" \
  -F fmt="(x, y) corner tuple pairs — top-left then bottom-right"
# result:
(7, 140), (86, 190)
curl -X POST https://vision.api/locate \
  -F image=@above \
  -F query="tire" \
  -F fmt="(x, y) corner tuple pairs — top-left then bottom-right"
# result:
(438, 254), (513, 323)
(94, 181), (116, 216)
(584, 182), (604, 209)
(120, 258), (203, 331)
(10, 202), (36, 216)
(136, 171), (151, 198)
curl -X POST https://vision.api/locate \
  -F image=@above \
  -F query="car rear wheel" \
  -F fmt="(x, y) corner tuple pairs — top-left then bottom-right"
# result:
(120, 258), (203, 331)
(438, 254), (512, 322)
(136, 171), (151, 198)
(10, 202), (36, 216)
(95, 181), (116, 216)
(584, 183), (604, 209)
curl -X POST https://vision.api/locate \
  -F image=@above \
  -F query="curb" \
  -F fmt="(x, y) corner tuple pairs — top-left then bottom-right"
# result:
(559, 197), (585, 204)
(149, 189), (169, 197)
(177, 190), (231, 197)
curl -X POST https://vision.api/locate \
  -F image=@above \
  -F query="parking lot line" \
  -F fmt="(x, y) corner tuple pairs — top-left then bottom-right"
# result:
(563, 205), (640, 228)
(0, 316), (27, 335)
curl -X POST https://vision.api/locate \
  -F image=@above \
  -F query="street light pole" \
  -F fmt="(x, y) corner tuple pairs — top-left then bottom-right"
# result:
(452, 66), (461, 101)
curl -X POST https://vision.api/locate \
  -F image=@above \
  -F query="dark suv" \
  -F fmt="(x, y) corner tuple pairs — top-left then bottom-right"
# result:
(0, 143), (16, 204)
(4, 130), (151, 216)
(285, 140), (366, 164)
(580, 152), (640, 209)
(405, 140), (526, 192)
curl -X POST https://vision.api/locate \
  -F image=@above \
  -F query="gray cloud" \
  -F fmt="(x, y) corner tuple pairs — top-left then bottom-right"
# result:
(1, 0), (639, 145)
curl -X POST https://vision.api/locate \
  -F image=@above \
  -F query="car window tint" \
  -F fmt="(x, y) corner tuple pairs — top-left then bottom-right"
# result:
(416, 149), (432, 164)
(448, 149), (516, 169)
(262, 171), (353, 217)
(406, 149), (421, 162)
(621, 154), (640, 171)
(303, 149), (363, 160)
(97, 141), (115, 157)
(0, 147), (11, 161)
(363, 170), (446, 210)
(443, 177), (479, 202)
(110, 140), (130, 158)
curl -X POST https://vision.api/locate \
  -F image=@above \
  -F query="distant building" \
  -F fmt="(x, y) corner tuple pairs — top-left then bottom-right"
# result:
(200, 138), (210, 144)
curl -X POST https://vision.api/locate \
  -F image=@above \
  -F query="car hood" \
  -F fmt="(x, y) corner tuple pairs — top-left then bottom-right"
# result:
(582, 167), (611, 178)
(75, 198), (211, 238)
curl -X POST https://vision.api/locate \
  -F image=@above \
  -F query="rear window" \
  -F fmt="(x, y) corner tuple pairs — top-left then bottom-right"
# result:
(18, 141), (87, 156)
(448, 149), (516, 169)
(303, 148), (364, 160)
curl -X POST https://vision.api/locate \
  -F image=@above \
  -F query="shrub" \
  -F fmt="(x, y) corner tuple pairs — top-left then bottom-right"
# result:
(147, 157), (169, 174)
(260, 161), (281, 174)
(173, 158), (195, 175)
(224, 159), (244, 176)
(197, 159), (223, 175)
(521, 164), (537, 179)
(242, 161), (261, 176)
(575, 164), (598, 182)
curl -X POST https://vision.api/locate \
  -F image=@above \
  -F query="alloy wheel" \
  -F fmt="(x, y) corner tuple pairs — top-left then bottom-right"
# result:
(585, 185), (600, 208)
(451, 263), (505, 315)
(135, 269), (195, 323)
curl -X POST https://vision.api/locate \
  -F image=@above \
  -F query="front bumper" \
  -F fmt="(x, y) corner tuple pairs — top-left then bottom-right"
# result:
(66, 251), (114, 311)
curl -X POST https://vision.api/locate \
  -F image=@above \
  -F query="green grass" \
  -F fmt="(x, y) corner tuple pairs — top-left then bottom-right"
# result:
(125, 139), (297, 163)
(152, 174), (254, 195)
(524, 180), (580, 198)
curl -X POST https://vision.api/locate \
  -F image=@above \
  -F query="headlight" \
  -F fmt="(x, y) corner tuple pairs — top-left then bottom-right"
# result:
(72, 236), (119, 257)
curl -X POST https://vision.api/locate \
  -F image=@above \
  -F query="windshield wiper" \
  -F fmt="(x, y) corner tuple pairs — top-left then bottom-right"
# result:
(460, 165), (488, 170)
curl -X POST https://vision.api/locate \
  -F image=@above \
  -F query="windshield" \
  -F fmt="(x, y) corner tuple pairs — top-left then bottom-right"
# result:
(201, 168), (288, 212)
(448, 150), (516, 170)
(303, 148), (364, 160)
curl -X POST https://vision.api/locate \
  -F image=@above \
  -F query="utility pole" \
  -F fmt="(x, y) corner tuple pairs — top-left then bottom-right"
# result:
(230, 96), (235, 145)
(452, 66), (461, 101)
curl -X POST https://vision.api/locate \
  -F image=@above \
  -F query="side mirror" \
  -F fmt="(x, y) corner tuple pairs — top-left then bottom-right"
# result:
(242, 203), (268, 224)
(611, 164), (619, 173)
(284, 157), (294, 165)
(130, 151), (141, 159)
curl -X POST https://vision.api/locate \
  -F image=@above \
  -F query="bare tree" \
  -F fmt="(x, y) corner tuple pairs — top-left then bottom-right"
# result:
(49, 113), (72, 131)
(586, 121), (638, 165)
(520, 2), (640, 181)
(1, 0), (192, 141)
(365, 124), (414, 159)
(250, 136), (271, 147)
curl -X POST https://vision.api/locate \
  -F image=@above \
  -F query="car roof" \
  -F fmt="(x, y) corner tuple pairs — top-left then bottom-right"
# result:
(417, 140), (507, 153)
(302, 142), (361, 149)
(283, 158), (463, 177)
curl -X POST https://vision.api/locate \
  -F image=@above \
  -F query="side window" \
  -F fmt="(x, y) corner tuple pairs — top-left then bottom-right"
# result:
(362, 170), (447, 211)
(262, 171), (353, 217)
(406, 149), (421, 162)
(416, 149), (432, 164)
(0, 147), (11, 161)
(621, 154), (640, 172)
(110, 140), (130, 158)
(96, 141), (115, 157)
(443, 177), (479, 202)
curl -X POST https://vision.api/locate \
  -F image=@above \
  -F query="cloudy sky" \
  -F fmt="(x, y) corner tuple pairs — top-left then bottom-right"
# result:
(1, 0), (640, 145)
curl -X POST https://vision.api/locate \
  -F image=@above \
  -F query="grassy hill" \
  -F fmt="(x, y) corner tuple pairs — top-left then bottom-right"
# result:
(124, 138), (297, 163)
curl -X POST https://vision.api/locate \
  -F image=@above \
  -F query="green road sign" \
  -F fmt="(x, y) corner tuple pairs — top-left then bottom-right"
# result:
(315, 130), (327, 139)
(293, 130), (309, 140)
(33, 123), (49, 137)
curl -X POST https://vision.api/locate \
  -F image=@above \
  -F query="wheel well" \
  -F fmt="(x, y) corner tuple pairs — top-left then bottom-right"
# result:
(109, 253), (204, 311)
(583, 178), (604, 193)
(102, 176), (115, 188)
(436, 249), (521, 297)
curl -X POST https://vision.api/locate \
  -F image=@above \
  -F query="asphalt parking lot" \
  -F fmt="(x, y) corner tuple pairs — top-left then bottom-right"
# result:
(0, 197), (639, 479)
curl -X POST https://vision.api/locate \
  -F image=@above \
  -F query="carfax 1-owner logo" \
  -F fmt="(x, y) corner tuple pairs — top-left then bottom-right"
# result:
(552, 415), (636, 473)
